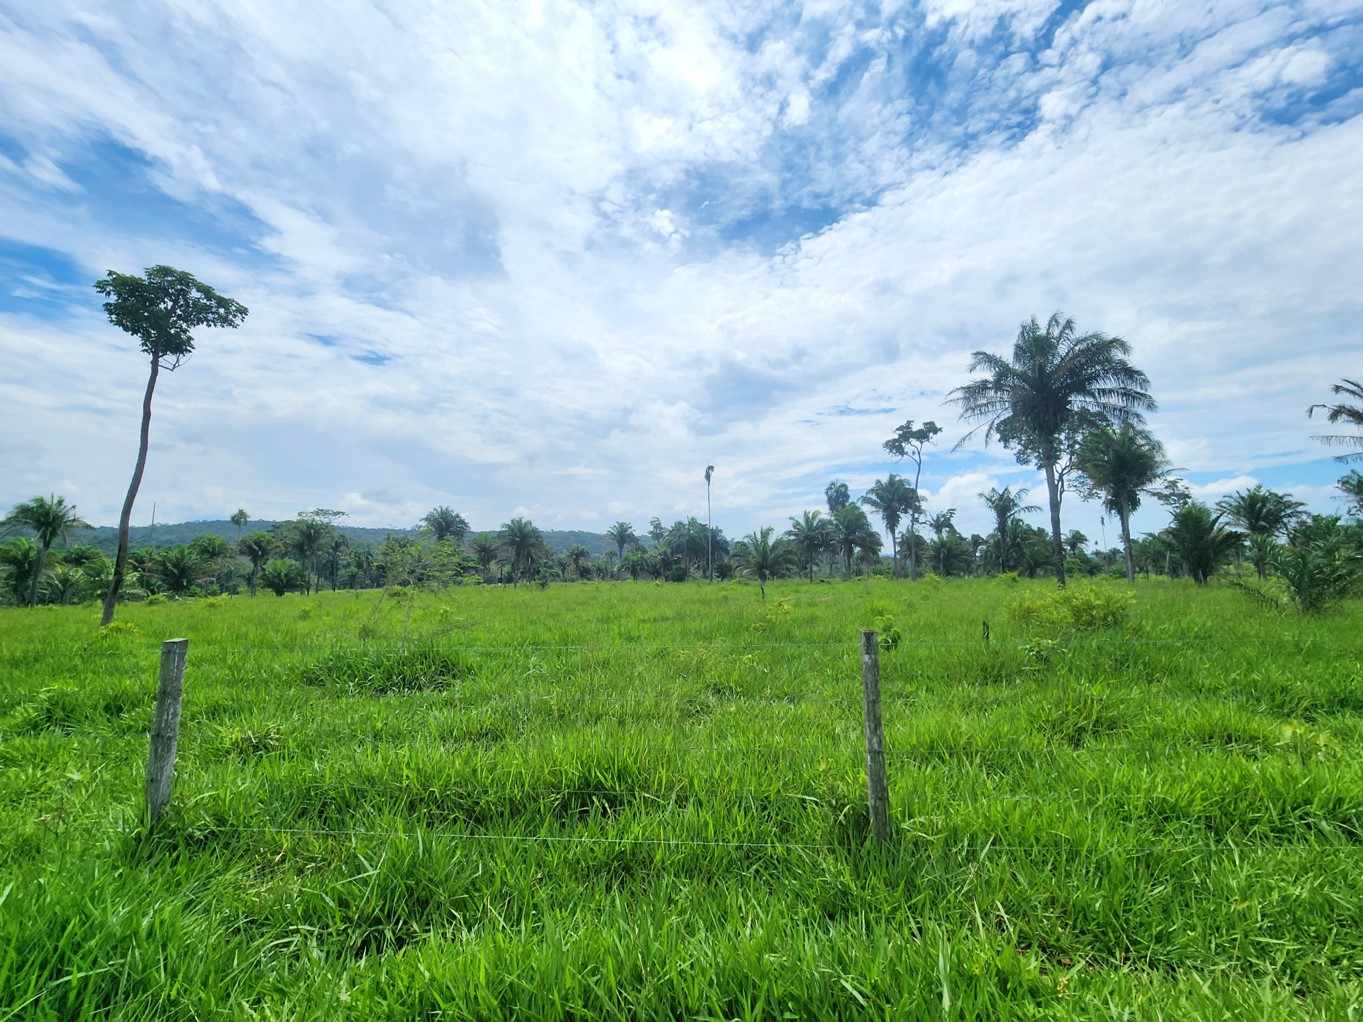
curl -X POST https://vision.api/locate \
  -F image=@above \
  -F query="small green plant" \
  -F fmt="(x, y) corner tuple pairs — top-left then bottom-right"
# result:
(872, 613), (901, 651)
(1008, 584), (1132, 636)
(145, 593), (167, 606)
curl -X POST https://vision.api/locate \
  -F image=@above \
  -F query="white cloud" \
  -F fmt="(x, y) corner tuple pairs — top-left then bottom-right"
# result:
(0, 0), (1361, 538)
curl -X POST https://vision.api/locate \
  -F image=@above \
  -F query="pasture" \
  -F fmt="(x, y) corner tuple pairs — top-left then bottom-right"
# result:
(2, 578), (1362, 1019)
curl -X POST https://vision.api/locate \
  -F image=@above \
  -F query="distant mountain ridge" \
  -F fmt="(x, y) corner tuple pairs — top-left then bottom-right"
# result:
(35, 519), (618, 557)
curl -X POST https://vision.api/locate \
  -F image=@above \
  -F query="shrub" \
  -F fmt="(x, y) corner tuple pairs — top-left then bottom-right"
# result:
(1008, 584), (1132, 636)
(1272, 516), (1360, 613)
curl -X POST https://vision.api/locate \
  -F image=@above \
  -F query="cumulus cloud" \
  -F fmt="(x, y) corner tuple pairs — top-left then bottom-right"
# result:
(0, 0), (1361, 538)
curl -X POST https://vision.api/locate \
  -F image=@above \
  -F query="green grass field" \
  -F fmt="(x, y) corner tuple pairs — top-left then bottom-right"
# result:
(2, 578), (1362, 1019)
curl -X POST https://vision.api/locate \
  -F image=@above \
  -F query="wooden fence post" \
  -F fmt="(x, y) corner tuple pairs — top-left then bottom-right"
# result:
(982, 619), (990, 646)
(860, 630), (890, 843)
(145, 638), (189, 826)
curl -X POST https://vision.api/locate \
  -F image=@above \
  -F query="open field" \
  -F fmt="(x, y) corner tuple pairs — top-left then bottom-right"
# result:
(2, 579), (1363, 1019)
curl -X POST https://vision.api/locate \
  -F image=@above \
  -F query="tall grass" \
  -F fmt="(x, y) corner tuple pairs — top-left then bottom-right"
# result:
(1, 578), (1361, 1018)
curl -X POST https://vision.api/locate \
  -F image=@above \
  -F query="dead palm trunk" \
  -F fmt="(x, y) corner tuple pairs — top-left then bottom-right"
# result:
(102, 353), (160, 625)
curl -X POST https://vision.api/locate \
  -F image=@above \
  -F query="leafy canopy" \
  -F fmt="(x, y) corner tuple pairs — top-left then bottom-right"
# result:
(94, 265), (248, 367)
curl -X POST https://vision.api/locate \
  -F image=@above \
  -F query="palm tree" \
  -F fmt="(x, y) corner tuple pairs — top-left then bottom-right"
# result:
(1075, 424), (1171, 581)
(606, 521), (637, 564)
(952, 313), (1155, 585)
(2, 495), (90, 606)
(860, 475), (917, 578)
(472, 536), (500, 578)
(979, 487), (1039, 572)
(421, 506), (470, 544)
(1215, 486), (1306, 578)
(1337, 471), (1363, 517)
(926, 510), (956, 574)
(238, 533), (274, 596)
(1064, 530), (1088, 557)
(734, 526), (795, 598)
(1162, 503), (1242, 584)
(230, 508), (249, 539)
(566, 544), (591, 579)
(832, 504), (876, 577)
(499, 517), (543, 582)
(704, 465), (715, 582)
(1308, 378), (1363, 460)
(0, 538), (42, 605)
(786, 510), (833, 582)
(156, 547), (206, 596)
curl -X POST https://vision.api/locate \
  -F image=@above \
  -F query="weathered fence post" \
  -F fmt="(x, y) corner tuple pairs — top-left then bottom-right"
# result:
(860, 630), (890, 843)
(982, 619), (990, 646)
(145, 638), (189, 825)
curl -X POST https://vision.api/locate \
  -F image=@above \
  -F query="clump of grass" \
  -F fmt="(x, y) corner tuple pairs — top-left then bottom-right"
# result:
(299, 644), (473, 695)
(1008, 584), (1132, 636)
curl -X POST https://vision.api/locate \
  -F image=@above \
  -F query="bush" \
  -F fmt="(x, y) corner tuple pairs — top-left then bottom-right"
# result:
(1008, 584), (1132, 636)
(1272, 516), (1361, 613)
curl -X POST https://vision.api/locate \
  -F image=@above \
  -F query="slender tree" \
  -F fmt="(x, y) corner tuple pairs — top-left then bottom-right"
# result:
(824, 481), (851, 514)
(499, 517), (544, 582)
(230, 508), (249, 539)
(704, 465), (715, 582)
(95, 266), (248, 623)
(951, 313), (1154, 585)
(2, 495), (89, 606)
(1215, 485), (1305, 579)
(238, 532), (274, 596)
(566, 544), (591, 579)
(884, 420), (942, 578)
(831, 504), (877, 577)
(1075, 423), (1172, 581)
(926, 509), (956, 574)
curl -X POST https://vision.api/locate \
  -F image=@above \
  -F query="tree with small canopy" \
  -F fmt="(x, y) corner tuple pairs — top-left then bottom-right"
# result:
(566, 544), (591, 579)
(421, 506), (470, 544)
(238, 532), (274, 596)
(831, 504), (877, 577)
(884, 420), (941, 578)
(2, 495), (89, 606)
(156, 546), (208, 597)
(1075, 424), (1172, 581)
(926, 509), (957, 574)
(95, 266), (248, 624)
(260, 558), (304, 596)
(733, 526), (795, 598)
(499, 517), (545, 582)
(951, 313), (1154, 586)
(230, 508), (249, 538)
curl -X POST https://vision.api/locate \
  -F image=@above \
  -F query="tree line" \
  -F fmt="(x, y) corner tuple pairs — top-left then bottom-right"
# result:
(3, 267), (1362, 612)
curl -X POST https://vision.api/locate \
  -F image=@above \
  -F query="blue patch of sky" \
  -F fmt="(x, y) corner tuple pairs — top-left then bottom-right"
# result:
(350, 350), (394, 367)
(0, 239), (94, 314)
(304, 333), (341, 348)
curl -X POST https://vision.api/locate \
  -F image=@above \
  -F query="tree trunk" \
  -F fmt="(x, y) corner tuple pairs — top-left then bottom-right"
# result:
(1119, 496), (1135, 582)
(1042, 458), (1066, 587)
(888, 527), (898, 579)
(29, 543), (49, 607)
(102, 354), (160, 625)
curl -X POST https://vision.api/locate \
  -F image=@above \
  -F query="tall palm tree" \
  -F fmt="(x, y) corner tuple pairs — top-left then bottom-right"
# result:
(1215, 485), (1305, 579)
(979, 486), (1039, 572)
(831, 504), (875, 577)
(566, 544), (591, 579)
(704, 465), (715, 582)
(0, 538), (42, 605)
(238, 533), (274, 596)
(606, 521), (637, 563)
(1075, 424), (1171, 581)
(786, 510), (833, 582)
(499, 517), (543, 582)
(230, 508), (249, 539)
(157, 546), (208, 597)
(472, 536), (500, 577)
(734, 526), (795, 598)
(2, 495), (90, 606)
(1308, 378), (1363, 460)
(860, 475), (917, 578)
(952, 313), (1155, 585)
(1163, 503), (1242, 584)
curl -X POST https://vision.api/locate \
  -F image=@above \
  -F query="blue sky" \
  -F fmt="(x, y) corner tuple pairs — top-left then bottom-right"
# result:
(1, 0), (1362, 545)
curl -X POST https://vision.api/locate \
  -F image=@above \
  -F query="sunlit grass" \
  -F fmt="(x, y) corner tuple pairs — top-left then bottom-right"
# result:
(2, 577), (1361, 1018)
